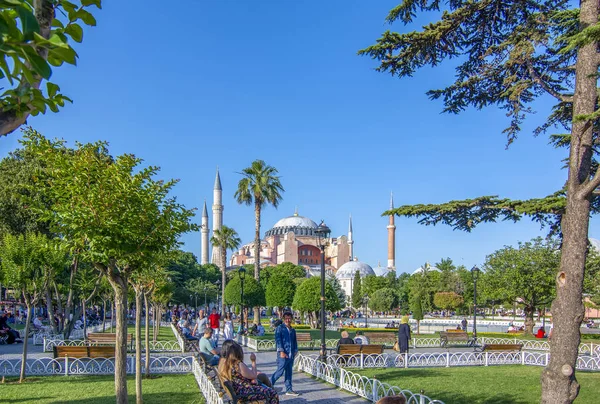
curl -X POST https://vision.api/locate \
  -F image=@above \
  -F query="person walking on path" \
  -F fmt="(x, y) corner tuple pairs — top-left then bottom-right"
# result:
(208, 307), (221, 346)
(397, 315), (411, 354)
(271, 311), (299, 396)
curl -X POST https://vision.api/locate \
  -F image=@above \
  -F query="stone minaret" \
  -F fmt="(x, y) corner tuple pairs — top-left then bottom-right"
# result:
(348, 214), (354, 261)
(211, 168), (224, 267)
(201, 200), (209, 265)
(387, 192), (396, 269)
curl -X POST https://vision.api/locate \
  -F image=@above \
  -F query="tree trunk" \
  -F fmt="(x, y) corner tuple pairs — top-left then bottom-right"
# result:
(540, 2), (597, 402)
(102, 299), (107, 332)
(253, 202), (262, 325)
(53, 282), (63, 333)
(19, 299), (32, 383)
(108, 275), (129, 404)
(221, 251), (227, 321)
(134, 288), (143, 404)
(82, 299), (87, 340)
(63, 258), (79, 339)
(144, 292), (151, 378)
(45, 288), (57, 334)
(524, 305), (535, 335)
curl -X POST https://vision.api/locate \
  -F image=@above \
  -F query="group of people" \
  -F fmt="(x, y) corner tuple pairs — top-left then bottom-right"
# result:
(209, 311), (300, 402)
(0, 310), (23, 344)
(336, 315), (412, 354)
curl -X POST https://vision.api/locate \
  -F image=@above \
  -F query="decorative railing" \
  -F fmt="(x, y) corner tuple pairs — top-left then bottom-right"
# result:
(171, 323), (187, 353)
(191, 356), (224, 404)
(296, 353), (444, 403)
(43, 338), (181, 353)
(238, 336), (339, 351)
(0, 356), (193, 376)
(318, 352), (600, 372)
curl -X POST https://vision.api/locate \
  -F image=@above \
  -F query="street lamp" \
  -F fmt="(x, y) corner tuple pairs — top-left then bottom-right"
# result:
(203, 286), (207, 309)
(471, 265), (481, 346)
(315, 220), (331, 362)
(363, 295), (369, 328)
(239, 267), (246, 334)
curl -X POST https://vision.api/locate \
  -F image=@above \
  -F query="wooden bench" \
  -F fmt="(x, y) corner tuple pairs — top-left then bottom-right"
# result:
(364, 332), (397, 346)
(173, 324), (200, 353)
(53, 345), (116, 359)
(439, 331), (471, 347)
(87, 333), (133, 349)
(481, 343), (523, 352)
(337, 344), (384, 355)
(219, 375), (266, 404)
(296, 332), (314, 348)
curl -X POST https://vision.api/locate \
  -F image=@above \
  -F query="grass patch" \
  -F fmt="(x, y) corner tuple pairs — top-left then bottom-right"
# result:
(0, 374), (202, 403)
(357, 366), (600, 404)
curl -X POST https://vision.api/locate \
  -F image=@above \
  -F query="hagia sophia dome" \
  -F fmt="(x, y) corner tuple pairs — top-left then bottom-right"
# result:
(412, 263), (440, 275)
(335, 259), (375, 280)
(265, 214), (319, 237)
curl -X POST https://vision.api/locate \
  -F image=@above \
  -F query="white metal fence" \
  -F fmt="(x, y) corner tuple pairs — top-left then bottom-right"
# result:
(0, 355), (193, 376)
(43, 337), (181, 353)
(296, 353), (445, 403)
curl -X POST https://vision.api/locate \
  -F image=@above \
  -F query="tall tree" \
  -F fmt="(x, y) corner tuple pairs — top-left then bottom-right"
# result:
(360, 2), (599, 400)
(0, 232), (57, 382)
(25, 130), (195, 404)
(292, 276), (340, 328)
(351, 270), (362, 308)
(484, 238), (560, 334)
(0, 1), (101, 136)
(235, 160), (284, 324)
(266, 272), (296, 314)
(210, 225), (241, 316)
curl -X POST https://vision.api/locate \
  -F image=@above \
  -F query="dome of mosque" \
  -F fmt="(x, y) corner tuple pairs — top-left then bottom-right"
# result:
(590, 238), (600, 252)
(372, 265), (391, 277)
(412, 263), (441, 275)
(265, 212), (319, 237)
(335, 260), (375, 279)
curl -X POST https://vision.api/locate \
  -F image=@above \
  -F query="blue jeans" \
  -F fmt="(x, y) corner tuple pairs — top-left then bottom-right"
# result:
(271, 355), (294, 392)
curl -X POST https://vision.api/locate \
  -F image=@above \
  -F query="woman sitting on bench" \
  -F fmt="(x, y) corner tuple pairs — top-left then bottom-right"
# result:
(218, 341), (279, 403)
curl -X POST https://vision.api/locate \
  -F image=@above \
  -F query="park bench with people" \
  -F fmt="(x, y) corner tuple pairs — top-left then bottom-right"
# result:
(173, 323), (200, 353)
(87, 332), (133, 349)
(52, 345), (116, 359)
(481, 343), (523, 352)
(336, 344), (385, 356)
(439, 331), (471, 347)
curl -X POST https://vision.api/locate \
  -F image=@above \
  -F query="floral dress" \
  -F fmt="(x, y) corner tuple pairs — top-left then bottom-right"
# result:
(231, 363), (279, 404)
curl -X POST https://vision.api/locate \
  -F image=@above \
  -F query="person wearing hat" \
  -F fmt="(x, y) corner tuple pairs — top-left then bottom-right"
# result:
(397, 315), (411, 353)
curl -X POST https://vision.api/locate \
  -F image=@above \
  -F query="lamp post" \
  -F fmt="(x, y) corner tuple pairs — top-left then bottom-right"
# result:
(471, 265), (480, 346)
(363, 295), (369, 328)
(239, 267), (246, 334)
(315, 220), (331, 362)
(203, 286), (207, 309)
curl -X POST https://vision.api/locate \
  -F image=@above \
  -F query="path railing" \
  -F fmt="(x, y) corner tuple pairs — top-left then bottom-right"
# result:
(43, 337), (181, 353)
(0, 356), (193, 376)
(296, 353), (444, 403)
(191, 356), (224, 404)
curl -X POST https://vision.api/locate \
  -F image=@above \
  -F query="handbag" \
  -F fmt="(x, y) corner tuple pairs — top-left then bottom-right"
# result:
(393, 341), (399, 352)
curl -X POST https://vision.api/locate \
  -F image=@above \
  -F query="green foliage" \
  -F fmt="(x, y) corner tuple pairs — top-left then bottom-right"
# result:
(410, 295), (423, 321)
(362, 274), (388, 298)
(210, 226), (241, 269)
(328, 275), (346, 308)
(0, 1), (102, 135)
(260, 262), (305, 289)
(265, 272), (296, 310)
(351, 270), (362, 308)
(292, 276), (340, 313)
(483, 237), (560, 331)
(223, 271), (265, 308)
(369, 288), (397, 312)
(433, 291), (464, 313)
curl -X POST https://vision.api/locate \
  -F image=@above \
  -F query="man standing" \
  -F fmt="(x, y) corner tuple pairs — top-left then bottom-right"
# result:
(271, 311), (299, 396)
(208, 307), (221, 345)
(461, 318), (468, 331)
(194, 309), (207, 337)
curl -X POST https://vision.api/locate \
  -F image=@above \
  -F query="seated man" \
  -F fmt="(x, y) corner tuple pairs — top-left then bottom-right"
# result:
(181, 320), (198, 340)
(535, 327), (546, 339)
(256, 323), (265, 336)
(0, 311), (22, 343)
(249, 323), (258, 336)
(354, 331), (369, 345)
(199, 328), (220, 366)
(337, 330), (355, 347)
(33, 315), (49, 332)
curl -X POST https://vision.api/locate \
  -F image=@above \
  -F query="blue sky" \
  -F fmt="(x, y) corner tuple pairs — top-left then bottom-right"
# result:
(0, 0), (594, 274)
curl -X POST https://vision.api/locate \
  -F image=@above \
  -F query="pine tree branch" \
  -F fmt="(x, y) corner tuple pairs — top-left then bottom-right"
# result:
(579, 166), (600, 198)
(527, 62), (573, 103)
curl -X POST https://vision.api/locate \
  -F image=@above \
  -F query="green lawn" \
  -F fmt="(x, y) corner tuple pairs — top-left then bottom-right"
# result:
(357, 366), (600, 404)
(1, 374), (202, 403)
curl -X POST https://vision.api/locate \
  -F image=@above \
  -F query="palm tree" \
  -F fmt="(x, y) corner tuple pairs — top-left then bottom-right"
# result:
(235, 160), (284, 324)
(211, 225), (242, 316)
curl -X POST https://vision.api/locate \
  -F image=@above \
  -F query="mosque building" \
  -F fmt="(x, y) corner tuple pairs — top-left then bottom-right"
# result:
(200, 169), (397, 300)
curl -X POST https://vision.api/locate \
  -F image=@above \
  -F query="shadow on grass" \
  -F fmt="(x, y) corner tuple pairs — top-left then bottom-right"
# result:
(428, 392), (530, 404)
(50, 392), (202, 404)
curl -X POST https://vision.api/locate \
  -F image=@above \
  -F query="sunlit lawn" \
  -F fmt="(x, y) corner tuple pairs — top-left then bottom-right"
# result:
(1, 374), (202, 404)
(358, 366), (600, 404)
(101, 325), (176, 341)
